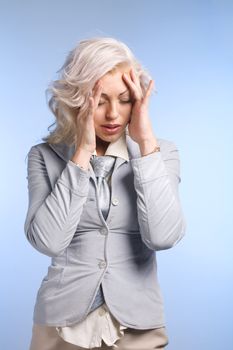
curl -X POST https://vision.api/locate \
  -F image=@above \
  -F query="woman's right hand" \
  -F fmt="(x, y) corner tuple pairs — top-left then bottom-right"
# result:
(74, 81), (103, 154)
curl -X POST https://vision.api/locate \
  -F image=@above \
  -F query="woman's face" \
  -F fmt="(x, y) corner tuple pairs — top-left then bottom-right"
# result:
(94, 65), (133, 151)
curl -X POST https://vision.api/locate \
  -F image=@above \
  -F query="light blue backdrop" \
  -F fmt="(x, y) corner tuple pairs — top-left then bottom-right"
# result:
(1, 0), (232, 349)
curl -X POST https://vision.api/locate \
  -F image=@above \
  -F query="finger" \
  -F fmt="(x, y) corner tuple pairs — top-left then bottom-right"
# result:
(142, 80), (154, 107)
(89, 96), (95, 107)
(87, 97), (95, 118)
(91, 81), (101, 100)
(93, 83), (103, 109)
(122, 73), (142, 100)
(77, 96), (95, 123)
(130, 68), (141, 90)
(143, 80), (154, 104)
(92, 80), (100, 94)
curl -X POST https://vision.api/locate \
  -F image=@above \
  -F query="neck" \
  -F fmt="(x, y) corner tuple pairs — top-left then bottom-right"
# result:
(96, 137), (110, 156)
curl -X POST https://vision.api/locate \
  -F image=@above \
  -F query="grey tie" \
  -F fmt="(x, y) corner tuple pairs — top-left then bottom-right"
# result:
(90, 155), (116, 220)
(88, 155), (116, 314)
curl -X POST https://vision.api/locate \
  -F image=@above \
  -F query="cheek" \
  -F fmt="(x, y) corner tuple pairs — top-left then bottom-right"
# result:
(93, 109), (104, 125)
(120, 104), (132, 120)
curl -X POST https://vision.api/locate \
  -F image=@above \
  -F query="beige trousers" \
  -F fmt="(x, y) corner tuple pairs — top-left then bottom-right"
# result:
(29, 324), (169, 350)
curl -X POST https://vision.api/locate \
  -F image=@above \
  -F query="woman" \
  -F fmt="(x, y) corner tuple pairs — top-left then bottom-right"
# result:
(24, 37), (186, 350)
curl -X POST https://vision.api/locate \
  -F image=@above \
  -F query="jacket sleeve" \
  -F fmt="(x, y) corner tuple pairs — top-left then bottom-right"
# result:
(131, 140), (186, 251)
(24, 145), (91, 257)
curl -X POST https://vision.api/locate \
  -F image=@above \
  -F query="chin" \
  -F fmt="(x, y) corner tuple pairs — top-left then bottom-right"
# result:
(106, 134), (121, 142)
(97, 130), (125, 143)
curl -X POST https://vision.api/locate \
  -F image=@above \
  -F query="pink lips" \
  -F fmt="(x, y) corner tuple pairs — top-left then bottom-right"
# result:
(102, 124), (121, 127)
(101, 125), (121, 134)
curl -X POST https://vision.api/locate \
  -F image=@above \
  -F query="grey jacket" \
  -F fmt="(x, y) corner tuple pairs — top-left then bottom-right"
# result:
(24, 134), (186, 328)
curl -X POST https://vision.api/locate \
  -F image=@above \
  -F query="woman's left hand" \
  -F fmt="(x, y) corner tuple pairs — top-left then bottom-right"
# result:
(122, 68), (158, 150)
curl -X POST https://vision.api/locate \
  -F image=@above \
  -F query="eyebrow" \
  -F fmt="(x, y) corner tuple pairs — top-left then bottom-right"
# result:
(100, 89), (130, 98)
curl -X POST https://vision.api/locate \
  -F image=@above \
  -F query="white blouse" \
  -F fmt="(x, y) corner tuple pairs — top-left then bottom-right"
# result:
(56, 303), (127, 348)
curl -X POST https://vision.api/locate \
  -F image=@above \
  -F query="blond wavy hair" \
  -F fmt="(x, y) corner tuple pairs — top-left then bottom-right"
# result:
(42, 37), (153, 146)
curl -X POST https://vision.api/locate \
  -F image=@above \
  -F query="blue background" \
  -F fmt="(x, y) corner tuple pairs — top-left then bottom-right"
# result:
(1, 0), (232, 349)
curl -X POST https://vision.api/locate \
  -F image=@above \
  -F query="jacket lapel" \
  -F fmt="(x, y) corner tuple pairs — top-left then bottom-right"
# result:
(48, 142), (96, 181)
(48, 134), (141, 182)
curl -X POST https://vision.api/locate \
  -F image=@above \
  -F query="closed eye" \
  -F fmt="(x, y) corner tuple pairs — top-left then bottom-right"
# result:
(120, 99), (132, 104)
(98, 99), (131, 106)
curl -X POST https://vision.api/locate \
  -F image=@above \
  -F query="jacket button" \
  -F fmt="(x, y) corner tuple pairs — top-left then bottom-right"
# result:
(112, 198), (119, 206)
(98, 260), (107, 269)
(100, 227), (108, 235)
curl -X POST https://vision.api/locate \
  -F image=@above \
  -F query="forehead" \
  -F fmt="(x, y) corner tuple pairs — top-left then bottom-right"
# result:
(99, 66), (131, 95)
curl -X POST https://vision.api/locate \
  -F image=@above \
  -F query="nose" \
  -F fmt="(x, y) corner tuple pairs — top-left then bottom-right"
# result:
(106, 101), (119, 120)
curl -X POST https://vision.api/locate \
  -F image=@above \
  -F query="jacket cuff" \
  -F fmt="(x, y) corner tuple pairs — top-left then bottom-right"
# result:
(57, 160), (91, 196)
(130, 152), (168, 184)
